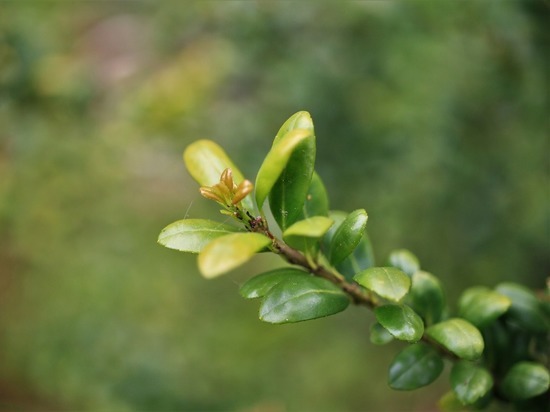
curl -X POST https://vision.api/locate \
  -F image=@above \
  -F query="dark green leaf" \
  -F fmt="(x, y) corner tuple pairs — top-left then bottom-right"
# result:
(450, 361), (493, 405)
(158, 219), (241, 253)
(255, 129), (313, 212)
(370, 322), (394, 345)
(336, 231), (376, 281)
(354, 267), (411, 302)
(302, 171), (329, 218)
(388, 343), (444, 390)
(495, 282), (549, 333)
(183, 139), (253, 210)
(269, 132), (316, 231)
(458, 287), (511, 328)
(328, 209), (368, 265)
(410, 271), (445, 325)
(501, 362), (550, 401)
(375, 304), (424, 342)
(239, 268), (309, 299)
(387, 249), (420, 277)
(198, 233), (271, 278)
(425, 318), (484, 361)
(259, 276), (350, 324)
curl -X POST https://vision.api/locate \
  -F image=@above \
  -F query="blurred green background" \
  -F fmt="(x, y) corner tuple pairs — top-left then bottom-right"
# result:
(0, 1), (548, 410)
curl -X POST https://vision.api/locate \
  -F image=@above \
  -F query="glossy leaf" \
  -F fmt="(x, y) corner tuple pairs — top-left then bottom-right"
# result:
(388, 343), (444, 390)
(198, 233), (271, 278)
(283, 216), (334, 253)
(426, 318), (484, 361)
(183, 139), (253, 210)
(255, 128), (313, 211)
(458, 287), (511, 328)
(387, 249), (420, 277)
(273, 111), (314, 145)
(354, 267), (411, 302)
(158, 219), (241, 253)
(495, 282), (549, 333)
(410, 271), (445, 325)
(328, 209), (368, 265)
(269, 132), (316, 231)
(370, 322), (394, 345)
(259, 275), (350, 324)
(336, 232), (376, 281)
(303, 171), (329, 218)
(501, 361), (550, 401)
(240, 268), (309, 299)
(375, 304), (424, 342)
(450, 361), (493, 405)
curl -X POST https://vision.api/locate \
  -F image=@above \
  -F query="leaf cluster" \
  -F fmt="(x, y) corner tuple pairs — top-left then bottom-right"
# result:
(159, 112), (549, 410)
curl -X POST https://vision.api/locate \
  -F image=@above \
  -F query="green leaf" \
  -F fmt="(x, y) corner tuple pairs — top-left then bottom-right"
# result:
(158, 219), (241, 253)
(269, 134), (316, 231)
(458, 287), (511, 328)
(282, 216), (333, 253)
(495, 282), (549, 333)
(370, 322), (394, 345)
(240, 268), (309, 299)
(501, 361), (549, 401)
(259, 275), (350, 324)
(388, 249), (420, 277)
(388, 343), (444, 390)
(336, 232), (376, 281)
(425, 318), (484, 361)
(303, 171), (329, 218)
(183, 139), (253, 210)
(273, 110), (314, 145)
(327, 209), (368, 265)
(450, 361), (493, 405)
(410, 271), (445, 325)
(354, 267), (411, 302)
(438, 391), (465, 411)
(255, 128), (313, 211)
(198, 233), (271, 278)
(375, 304), (424, 342)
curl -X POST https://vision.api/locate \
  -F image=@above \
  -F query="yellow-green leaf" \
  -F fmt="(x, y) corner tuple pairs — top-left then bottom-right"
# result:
(198, 232), (271, 278)
(354, 267), (411, 302)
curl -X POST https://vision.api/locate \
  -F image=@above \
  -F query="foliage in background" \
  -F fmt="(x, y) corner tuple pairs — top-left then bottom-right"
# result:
(0, 1), (548, 410)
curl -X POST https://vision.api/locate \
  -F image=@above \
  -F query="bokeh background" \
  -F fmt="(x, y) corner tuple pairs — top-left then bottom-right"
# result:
(0, 1), (548, 410)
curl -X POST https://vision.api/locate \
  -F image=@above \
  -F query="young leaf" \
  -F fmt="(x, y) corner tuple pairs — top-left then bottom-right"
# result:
(255, 128), (313, 211)
(259, 276), (350, 324)
(183, 139), (253, 211)
(158, 219), (241, 253)
(450, 361), (493, 405)
(354, 267), (411, 302)
(425, 318), (484, 361)
(282, 216), (333, 252)
(370, 322), (394, 345)
(240, 268), (309, 299)
(500, 361), (550, 401)
(437, 391), (466, 411)
(328, 209), (368, 265)
(198, 233), (271, 279)
(410, 271), (445, 325)
(375, 304), (424, 342)
(458, 287), (511, 328)
(495, 282), (550, 333)
(283, 216), (334, 240)
(387, 249), (420, 277)
(388, 343), (444, 390)
(273, 111), (314, 145)
(303, 171), (329, 218)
